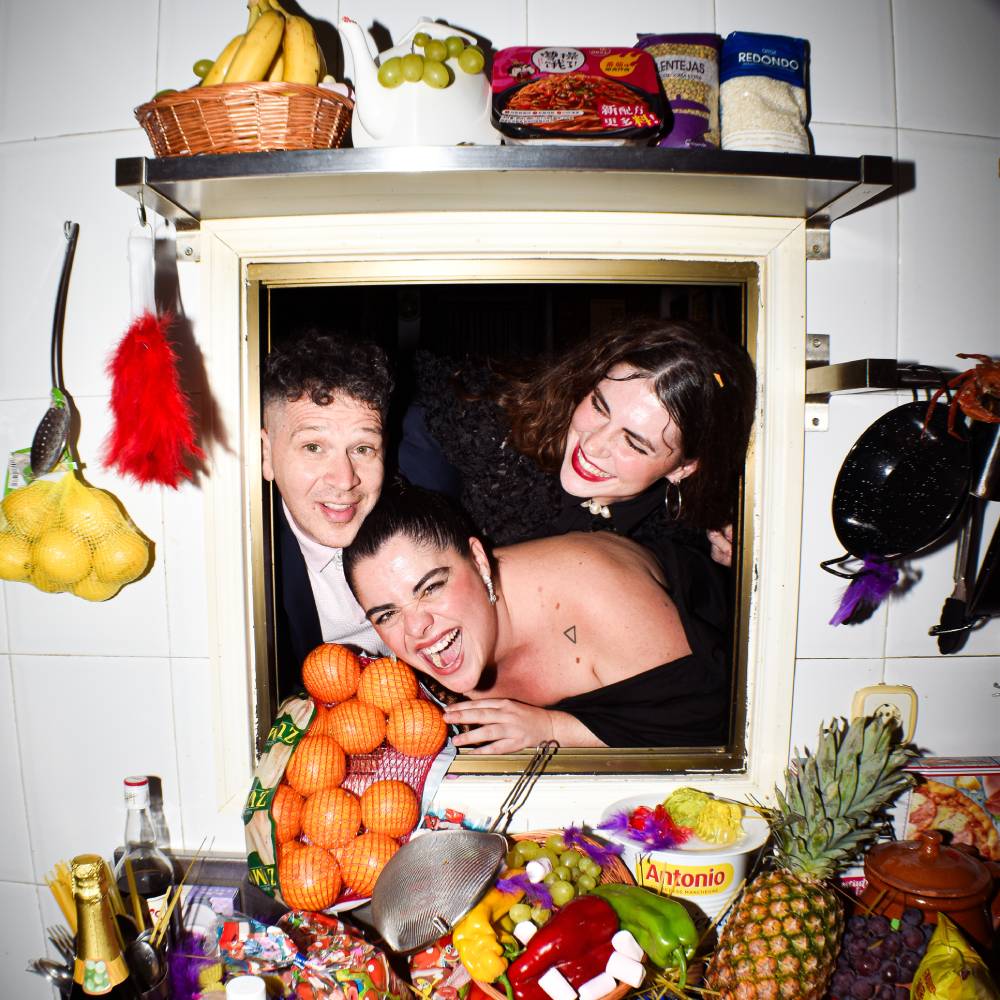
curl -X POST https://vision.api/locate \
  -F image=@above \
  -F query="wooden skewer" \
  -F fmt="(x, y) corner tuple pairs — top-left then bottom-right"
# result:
(124, 858), (145, 931)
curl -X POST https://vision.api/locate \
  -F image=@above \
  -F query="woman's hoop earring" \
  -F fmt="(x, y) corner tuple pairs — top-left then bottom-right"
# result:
(483, 575), (497, 605)
(665, 479), (683, 520)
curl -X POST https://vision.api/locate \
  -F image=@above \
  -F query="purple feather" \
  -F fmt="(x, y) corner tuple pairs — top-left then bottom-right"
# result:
(562, 825), (623, 865)
(596, 810), (690, 850)
(830, 555), (898, 625)
(496, 872), (554, 909)
(167, 932), (218, 1000)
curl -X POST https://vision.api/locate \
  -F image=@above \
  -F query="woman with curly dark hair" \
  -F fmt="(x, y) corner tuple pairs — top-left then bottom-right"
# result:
(399, 318), (756, 563)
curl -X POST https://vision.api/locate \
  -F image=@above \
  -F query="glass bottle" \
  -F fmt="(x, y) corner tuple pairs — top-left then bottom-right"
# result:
(70, 853), (140, 999)
(112, 776), (175, 933)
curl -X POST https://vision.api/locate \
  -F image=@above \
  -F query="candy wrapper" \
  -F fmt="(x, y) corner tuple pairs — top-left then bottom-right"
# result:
(910, 914), (999, 999)
(409, 935), (471, 1000)
(217, 912), (406, 1000)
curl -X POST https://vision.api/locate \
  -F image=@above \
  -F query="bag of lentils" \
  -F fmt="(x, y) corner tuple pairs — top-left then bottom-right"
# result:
(636, 33), (721, 148)
(719, 31), (811, 153)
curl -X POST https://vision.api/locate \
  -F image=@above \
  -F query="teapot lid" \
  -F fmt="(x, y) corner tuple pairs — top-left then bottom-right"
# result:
(864, 831), (992, 898)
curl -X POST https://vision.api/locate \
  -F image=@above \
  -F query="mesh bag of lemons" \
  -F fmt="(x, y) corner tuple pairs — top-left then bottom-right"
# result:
(0, 471), (150, 600)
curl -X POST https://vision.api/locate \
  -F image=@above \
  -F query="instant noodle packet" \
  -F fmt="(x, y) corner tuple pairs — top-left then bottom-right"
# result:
(910, 914), (999, 998)
(492, 46), (668, 144)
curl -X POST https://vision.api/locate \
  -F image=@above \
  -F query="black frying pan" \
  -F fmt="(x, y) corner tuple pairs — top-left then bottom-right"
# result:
(830, 400), (971, 560)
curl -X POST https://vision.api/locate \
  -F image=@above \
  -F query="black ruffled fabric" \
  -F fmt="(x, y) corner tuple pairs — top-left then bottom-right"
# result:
(400, 351), (705, 551)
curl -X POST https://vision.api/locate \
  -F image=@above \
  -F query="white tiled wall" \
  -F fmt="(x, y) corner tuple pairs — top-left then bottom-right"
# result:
(1, 0), (998, 986)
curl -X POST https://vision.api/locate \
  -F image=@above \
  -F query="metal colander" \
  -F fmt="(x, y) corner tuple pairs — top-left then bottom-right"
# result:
(357, 740), (557, 953)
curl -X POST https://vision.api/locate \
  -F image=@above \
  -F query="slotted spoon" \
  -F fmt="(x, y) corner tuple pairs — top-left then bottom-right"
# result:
(30, 221), (79, 478)
(354, 740), (558, 953)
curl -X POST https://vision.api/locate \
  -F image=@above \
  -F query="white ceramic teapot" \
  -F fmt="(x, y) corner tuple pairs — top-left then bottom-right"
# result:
(338, 17), (500, 147)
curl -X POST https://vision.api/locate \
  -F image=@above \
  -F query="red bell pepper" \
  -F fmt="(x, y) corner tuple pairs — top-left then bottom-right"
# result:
(508, 896), (618, 1000)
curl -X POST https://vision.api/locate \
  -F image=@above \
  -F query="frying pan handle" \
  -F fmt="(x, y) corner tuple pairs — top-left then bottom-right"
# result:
(820, 554), (858, 579)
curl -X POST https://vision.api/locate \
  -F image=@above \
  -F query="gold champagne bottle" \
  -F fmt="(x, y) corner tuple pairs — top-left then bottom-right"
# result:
(70, 854), (139, 999)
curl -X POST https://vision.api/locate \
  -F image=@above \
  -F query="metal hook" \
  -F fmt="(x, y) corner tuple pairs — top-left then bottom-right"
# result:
(137, 189), (148, 229)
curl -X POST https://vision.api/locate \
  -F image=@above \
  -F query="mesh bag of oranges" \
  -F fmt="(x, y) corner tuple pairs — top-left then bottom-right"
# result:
(0, 471), (150, 600)
(244, 644), (452, 913)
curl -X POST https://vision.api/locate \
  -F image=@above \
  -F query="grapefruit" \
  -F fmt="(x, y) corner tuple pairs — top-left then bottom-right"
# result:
(0, 531), (32, 582)
(302, 643), (361, 704)
(61, 487), (120, 543)
(0, 481), (56, 540)
(324, 698), (387, 754)
(92, 530), (149, 585)
(360, 780), (420, 838)
(71, 571), (121, 602)
(302, 787), (362, 849)
(33, 527), (91, 585)
(337, 832), (398, 897)
(285, 735), (347, 796)
(279, 844), (342, 910)
(386, 698), (448, 757)
(357, 658), (419, 712)
(272, 783), (305, 844)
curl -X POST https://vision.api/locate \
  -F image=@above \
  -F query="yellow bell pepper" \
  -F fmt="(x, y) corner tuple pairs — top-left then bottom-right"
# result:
(453, 882), (525, 982)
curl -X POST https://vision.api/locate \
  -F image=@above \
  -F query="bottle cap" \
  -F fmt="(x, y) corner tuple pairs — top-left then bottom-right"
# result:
(123, 776), (150, 809)
(226, 975), (267, 999)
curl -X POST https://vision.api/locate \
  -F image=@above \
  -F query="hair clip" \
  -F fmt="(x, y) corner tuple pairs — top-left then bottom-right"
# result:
(713, 371), (725, 388)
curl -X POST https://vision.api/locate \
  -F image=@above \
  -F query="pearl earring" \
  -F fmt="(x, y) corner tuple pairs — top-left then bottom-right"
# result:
(483, 575), (497, 605)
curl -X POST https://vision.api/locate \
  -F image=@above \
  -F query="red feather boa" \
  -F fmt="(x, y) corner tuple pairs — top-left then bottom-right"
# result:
(103, 311), (205, 487)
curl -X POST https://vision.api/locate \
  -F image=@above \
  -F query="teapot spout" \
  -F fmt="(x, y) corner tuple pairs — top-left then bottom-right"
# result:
(337, 17), (384, 140)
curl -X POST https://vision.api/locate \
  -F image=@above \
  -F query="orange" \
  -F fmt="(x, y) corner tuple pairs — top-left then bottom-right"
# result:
(386, 698), (448, 757)
(337, 832), (398, 896)
(357, 658), (419, 712)
(302, 787), (362, 849)
(302, 643), (361, 704)
(360, 780), (420, 838)
(285, 735), (347, 796)
(310, 702), (333, 735)
(277, 839), (304, 864)
(272, 783), (305, 844)
(324, 698), (387, 755)
(279, 844), (342, 911)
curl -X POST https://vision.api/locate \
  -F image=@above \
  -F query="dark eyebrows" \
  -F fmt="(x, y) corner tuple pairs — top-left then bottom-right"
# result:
(594, 385), (656, 452)
(362, 566), (449, 620)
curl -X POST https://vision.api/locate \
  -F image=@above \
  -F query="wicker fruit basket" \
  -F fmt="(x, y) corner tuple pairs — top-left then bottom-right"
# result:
(475, 829), (635, 1000)
(134, 81), (353, 157)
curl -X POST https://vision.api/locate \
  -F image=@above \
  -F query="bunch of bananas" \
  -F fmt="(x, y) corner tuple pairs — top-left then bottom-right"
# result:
(202, 0), (327, 87)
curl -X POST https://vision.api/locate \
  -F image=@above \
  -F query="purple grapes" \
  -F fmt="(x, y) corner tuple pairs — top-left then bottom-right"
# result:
(826, 908), (933, 999)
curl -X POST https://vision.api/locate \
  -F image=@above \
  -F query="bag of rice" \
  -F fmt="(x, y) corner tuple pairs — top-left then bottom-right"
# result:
(719, 31), (811, 153)
(636, 33), (721, 148)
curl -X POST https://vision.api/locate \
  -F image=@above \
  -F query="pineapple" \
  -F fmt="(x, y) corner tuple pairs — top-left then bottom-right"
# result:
(705, 715), (913, 999)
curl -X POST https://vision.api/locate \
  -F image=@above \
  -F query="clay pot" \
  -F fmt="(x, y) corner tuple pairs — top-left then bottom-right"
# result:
(859, 830), (997, 953)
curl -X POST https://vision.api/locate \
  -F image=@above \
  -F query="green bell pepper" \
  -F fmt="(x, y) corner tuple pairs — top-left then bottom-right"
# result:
(591, 884), (698, 982)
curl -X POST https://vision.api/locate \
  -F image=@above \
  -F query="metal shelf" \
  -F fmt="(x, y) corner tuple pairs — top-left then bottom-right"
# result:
(115, 146), (894, 232)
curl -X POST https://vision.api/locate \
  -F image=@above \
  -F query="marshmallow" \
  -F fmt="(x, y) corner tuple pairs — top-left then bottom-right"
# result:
(577, 973), (617, 1000)
(538, 967), (577, 1000)
(611, 930), (644, 962)
(605, 952), (645, 989)
(513, 920), (538, 945)
(526, 858), (554, 883)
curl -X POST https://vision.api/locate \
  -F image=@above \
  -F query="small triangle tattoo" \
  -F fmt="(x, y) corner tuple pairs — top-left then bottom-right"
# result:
(563, 626), (577, 644)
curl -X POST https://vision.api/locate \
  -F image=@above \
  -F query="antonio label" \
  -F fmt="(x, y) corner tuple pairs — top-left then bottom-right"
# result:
(636, 858), (735, 895)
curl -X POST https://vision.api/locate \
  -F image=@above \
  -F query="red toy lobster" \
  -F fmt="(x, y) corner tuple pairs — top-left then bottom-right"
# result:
(924, 353), (1000, 440)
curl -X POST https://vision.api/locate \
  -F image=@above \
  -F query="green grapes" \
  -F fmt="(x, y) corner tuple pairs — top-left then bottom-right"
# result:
(516, 840), (540, 861)
(401, 53), (425, 81)
(553, 866), (572, 882)
(530, 906), (552, 926)
(509, 902), (532, 925)
(575, 873), (597, 892)
(423, 39), (448, 63)
(421, 59), (451, 89)
(413, 31), (431, 47)
(559, 850), (583, 869)
(192, 58), (214, 79)
(445, 35), (466, 58)
(377, 57), (403, 88)
(549, 880), (576, 907)
(458, 46), (485, 75)
(544, 834), (568, 853)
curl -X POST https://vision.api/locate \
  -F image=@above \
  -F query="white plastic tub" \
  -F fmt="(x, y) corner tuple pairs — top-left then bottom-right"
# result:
(599, 793), (770, 921)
